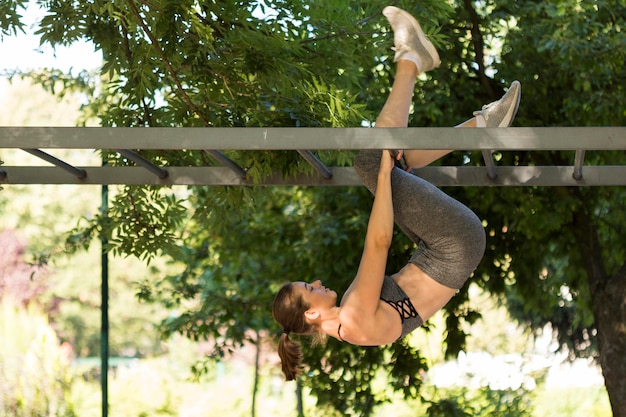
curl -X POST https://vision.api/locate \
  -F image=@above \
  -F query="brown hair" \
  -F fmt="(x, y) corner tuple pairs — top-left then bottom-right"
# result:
(272, 282), (323, 380)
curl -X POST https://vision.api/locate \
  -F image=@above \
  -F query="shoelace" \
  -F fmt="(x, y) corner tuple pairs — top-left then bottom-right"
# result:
(474, 101), (497, 121)
(391, 44), (411, 53)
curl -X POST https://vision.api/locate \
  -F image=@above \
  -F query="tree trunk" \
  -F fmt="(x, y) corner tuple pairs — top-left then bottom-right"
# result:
(575, 209), (626, 417)
(591, 270), (626, 417)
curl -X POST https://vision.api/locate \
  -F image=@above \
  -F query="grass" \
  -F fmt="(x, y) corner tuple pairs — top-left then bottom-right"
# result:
(532, 385), (611, 417)
(68, 356), (611, 417)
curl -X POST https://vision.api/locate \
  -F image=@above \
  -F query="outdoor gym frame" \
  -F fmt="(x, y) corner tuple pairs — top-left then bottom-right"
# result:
(1, 126), (625, 186)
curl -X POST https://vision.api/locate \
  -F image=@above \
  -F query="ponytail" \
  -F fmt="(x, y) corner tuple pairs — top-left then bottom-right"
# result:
(277, 331), (304, 381)
(273, 283), (321, 381)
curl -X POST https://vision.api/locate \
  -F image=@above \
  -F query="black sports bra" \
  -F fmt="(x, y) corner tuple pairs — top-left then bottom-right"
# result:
(337, 276), (423, 343)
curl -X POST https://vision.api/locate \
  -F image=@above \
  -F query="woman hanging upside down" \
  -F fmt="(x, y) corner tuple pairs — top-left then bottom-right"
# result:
(272, 5), (521, 380)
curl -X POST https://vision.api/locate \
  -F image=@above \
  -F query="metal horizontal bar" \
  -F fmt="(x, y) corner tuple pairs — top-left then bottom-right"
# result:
(2, 166), (626, 186)
(22, 148), (87, 179)
(1, 127), (624, 150)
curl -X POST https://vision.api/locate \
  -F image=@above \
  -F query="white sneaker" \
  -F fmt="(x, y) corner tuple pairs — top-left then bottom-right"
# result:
(474, 81), (522, 127)
(382, 6), (441, 73)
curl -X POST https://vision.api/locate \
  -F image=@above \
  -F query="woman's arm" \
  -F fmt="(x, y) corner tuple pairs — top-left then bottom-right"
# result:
(366, 151), (395, 248)
(340, 151), (395, 333)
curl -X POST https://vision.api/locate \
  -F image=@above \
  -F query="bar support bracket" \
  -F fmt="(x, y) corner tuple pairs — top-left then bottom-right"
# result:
(22, 149), (87, 179)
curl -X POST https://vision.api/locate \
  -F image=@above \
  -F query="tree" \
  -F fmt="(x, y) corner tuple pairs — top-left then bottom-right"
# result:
(465, 2), (626, 415)
(422, 0), (626, 414)
(2, 0), (625, 415)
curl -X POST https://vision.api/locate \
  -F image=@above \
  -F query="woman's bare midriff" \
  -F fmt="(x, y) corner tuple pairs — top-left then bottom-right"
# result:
(391, 263), (458, 322)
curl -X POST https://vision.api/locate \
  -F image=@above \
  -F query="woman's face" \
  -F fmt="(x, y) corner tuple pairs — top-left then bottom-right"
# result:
(293, 280), (337, 311)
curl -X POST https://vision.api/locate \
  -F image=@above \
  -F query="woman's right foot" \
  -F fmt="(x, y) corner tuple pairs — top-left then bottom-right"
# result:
(474, 81), (522, 127)
(383, 6), (441, 74)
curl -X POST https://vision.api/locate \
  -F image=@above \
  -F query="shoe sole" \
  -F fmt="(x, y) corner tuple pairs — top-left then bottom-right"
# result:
(498, 81), (521, 127)
(383, 6), (441, 69)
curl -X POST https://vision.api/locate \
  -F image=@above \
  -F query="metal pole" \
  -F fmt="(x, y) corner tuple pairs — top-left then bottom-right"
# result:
(203, 149), (248, 179)
(101, 175), (109, 417)
(22, 149), (87, 179)
(116, 149), (169, 179)
(573, 149), (586, 181)
(481, 150), (498, 180)
(297, 150), (333, 179)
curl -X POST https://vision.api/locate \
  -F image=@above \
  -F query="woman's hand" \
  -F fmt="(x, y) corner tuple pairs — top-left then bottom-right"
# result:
(379, 150), (396, 175)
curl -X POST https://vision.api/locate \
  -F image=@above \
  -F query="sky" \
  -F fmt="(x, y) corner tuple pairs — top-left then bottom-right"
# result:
(0, 0), (272, 75)
(0, 0), (102, 75)
(0, 1), (102, 161)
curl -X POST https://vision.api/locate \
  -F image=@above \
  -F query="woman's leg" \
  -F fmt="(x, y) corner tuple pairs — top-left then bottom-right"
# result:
(402, 80), (522, 169)
(374, 60), (454, 167)
(356, 58), (486, 287)
(355, 6), (521, 289)
(355, 80), (521, 287)
(377, 6), (447, 167)
(355, 146), (486, 288)
(374, 60), (417, 128)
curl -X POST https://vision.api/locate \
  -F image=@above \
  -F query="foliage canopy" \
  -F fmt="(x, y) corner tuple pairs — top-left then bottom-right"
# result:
(1, 0), (625, 415)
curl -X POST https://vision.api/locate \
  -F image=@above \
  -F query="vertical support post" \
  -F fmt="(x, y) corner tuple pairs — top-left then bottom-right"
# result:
(295, 379), (304, 417)
(481, 150), (498, 180)
(101, 171), (109, 417)
(0, 157), (5, 186)
(573, 149), (586, 181)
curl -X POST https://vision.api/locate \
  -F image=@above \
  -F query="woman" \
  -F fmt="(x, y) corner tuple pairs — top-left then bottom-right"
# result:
(272, 6), (521, 381)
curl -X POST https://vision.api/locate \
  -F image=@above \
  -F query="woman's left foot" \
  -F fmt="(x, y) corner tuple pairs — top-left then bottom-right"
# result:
(383, 6), (441, 73)
(474, 81), (522, 127)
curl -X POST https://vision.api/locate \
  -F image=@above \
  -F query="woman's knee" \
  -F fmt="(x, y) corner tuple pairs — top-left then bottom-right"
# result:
(458, 218), (487, 271)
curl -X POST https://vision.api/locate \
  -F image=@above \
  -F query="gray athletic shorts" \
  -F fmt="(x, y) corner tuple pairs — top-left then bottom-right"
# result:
(354, 150), (486, 289)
